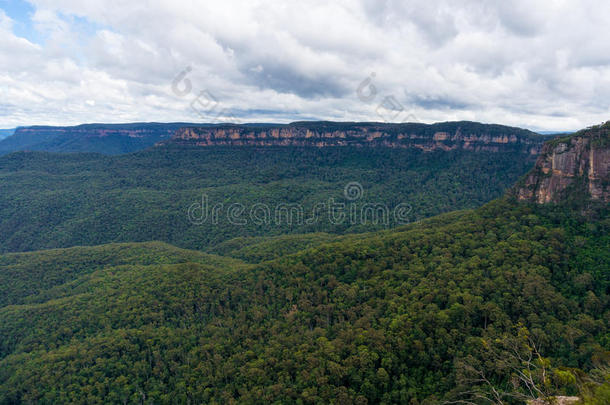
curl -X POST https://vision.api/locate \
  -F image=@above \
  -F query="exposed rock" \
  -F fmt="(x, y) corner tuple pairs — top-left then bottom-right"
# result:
(516, 122), (610, 203)
(160, 121), (546, 154)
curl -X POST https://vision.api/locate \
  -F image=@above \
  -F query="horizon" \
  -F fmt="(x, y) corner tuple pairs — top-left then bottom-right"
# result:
(0, 119), (591, 135)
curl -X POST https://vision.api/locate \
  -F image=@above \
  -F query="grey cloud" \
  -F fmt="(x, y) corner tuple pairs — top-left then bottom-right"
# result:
(246, 65), (350, 98)
(361, 0), (459, 46)
(0, 0), (609, 131)
(490, 1), (547, 37)
(406, 93), (473, 110)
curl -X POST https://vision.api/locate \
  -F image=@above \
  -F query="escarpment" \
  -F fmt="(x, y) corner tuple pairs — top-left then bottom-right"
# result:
(160, 121), (546, 154)
(516, 122), (610, 203)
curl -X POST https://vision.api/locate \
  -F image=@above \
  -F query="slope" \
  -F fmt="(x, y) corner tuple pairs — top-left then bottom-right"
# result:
(0, 198), (607, 404)
(0, 241), (249, 308)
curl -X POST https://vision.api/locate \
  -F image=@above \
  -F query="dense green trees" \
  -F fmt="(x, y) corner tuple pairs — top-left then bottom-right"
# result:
(0, 128), (607, 403)
(0, 146), (537, 253)
(0, 198), (607, 403)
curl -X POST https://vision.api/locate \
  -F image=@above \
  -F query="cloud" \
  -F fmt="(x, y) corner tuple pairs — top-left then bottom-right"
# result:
(0, 0), (608, 131)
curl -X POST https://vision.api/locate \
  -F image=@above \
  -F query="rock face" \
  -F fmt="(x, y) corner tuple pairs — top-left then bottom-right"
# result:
(161, 121), (546, 154)
(516, 122), (610, 203)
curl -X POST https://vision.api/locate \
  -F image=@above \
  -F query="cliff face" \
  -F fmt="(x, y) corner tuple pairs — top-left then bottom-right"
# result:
(516, 122), (610, 203)
(162, 121), (545, 154)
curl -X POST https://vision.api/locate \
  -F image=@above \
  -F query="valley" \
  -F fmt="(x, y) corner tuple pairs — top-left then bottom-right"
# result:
(0, 129), (540, 253)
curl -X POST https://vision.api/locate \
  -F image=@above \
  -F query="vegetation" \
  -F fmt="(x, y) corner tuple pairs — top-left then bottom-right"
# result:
(0, 241), (249, 308)
(0, 146), (538, 253)
(0, 198), (607, 404)
(546, 121), (609, 148)
(0, 127), (606, 403)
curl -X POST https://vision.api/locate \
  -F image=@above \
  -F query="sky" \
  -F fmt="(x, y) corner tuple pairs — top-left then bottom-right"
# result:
(0, 0), (609, 131)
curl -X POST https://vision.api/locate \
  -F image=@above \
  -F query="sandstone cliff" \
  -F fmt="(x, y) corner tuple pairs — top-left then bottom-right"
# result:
(160, 121), (546, 154)
(516, 122), (610, 203)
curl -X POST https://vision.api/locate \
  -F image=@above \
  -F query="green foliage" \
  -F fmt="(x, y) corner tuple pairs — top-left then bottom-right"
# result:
(546, 121), (610, 148)
(0, 146), (537, 253)
(0, 241), (249, 307)
(0, 199), (607, 403)
(207, 233), (350, 263)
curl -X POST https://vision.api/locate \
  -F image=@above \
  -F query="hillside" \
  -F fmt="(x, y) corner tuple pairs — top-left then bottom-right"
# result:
(0, 241), (249, 308)
(0, 123), (196, 155)
(0, 199), (607, 404)
(0, 144), (539, 253)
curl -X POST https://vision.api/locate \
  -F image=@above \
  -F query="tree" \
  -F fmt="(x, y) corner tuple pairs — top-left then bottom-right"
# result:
(450, 327), (575, 405)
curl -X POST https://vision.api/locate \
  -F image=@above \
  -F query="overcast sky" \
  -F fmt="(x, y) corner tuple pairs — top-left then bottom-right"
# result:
(1, 0), (609, 131)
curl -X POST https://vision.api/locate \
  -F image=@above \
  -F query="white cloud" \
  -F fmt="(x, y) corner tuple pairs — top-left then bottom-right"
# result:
(0, 0), (608, 131)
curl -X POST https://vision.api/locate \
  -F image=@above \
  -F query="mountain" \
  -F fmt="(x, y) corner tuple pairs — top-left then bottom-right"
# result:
(0, 123), (196, 155)
(0, 129), (15, 141)
(536, 130), (573, 135)
(0, 121), (548, 156)
(162, 121), (545, 154)
(516, 121), (610, 204)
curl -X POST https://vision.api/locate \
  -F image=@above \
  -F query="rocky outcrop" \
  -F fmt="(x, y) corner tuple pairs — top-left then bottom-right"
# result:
(161, 121), (546, 154)
(516, 122), (610, 203)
